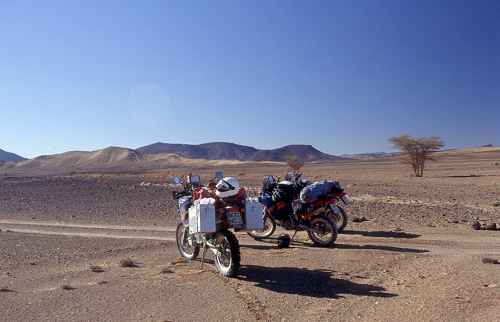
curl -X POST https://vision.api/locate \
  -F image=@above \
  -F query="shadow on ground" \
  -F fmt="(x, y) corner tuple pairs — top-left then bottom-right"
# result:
(343, 230), (421, 239)
(335, 243), (429, 253)
(436, 174), (500, 178)
(241, 240), (429, 254)
(238, 265), (397, 299)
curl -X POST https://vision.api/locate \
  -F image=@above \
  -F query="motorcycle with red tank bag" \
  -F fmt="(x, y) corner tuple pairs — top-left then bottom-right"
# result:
(171, 174), (264, 277)
(247, 175), (352, 246)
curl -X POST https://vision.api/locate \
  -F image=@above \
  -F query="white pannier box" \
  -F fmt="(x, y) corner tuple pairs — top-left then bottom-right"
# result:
(188, 198), (216, 233)
(244, 198), (264, 231)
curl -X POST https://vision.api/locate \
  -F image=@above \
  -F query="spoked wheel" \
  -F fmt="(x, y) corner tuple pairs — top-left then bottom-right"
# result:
(307, 214), (338, 247)
(213, 230), (240, 277)
(247, 215), (276, 239)
(331, 205), (348, 233)
(176, 222), (199, 260)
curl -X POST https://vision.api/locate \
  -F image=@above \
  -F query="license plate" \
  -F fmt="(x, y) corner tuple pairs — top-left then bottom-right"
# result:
(227, 212), (244, 229)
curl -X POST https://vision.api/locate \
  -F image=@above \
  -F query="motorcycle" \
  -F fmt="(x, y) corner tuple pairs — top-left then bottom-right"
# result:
(249, 173), (351, 238)
(248, 176), (342, 247)
(171, 175), (242, 277)
(287, 171), (350, 233)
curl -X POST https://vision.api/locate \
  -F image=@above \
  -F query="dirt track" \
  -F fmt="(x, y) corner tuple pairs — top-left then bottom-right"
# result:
(1, 219), (500, 322)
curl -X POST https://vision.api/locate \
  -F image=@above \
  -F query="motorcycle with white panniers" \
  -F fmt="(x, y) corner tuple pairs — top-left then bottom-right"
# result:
(171, 175), (263, 277)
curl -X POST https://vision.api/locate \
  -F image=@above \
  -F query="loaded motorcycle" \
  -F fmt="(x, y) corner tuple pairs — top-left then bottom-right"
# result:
(172, 175), (241, 277)
(280, 172), (350, 233)
(248, 175), (352, 245)
(172, 174), (263, 277)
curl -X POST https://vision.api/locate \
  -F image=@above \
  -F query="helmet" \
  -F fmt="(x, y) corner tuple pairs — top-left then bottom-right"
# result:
(216, 177), (240, 199)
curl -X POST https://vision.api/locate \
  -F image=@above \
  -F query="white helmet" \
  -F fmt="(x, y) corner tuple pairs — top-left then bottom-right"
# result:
(216, 177), (240, 198)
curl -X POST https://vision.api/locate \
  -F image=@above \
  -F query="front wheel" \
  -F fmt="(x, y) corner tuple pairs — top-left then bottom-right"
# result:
(247, 215), (276, 239)
(213, 230), (240, 277)
(307, 214), (338, 247)
(176, 222), (199, 260)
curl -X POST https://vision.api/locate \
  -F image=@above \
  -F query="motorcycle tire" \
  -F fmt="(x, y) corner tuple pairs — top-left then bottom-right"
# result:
(307, 214), (338, 247)
(247, 215), (276, 239)
(214, 229), (241, 277)
(176, 222), (200, 260)
(334, 205), (348, 233)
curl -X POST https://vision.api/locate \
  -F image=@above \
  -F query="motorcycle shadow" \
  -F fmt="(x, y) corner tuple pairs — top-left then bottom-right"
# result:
(241, 239), (429, 254)
(237, 265), (397, 299)
(343, 230), (421, 239)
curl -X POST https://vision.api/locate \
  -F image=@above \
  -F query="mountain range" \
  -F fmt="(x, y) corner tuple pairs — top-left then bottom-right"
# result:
(137, 142), (340, 162)
(0, 143), (341, 175)
(0, 148), (26, 162)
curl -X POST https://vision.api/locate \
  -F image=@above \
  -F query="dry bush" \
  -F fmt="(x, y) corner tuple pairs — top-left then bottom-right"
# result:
(285, 155), (304, 171)
(119, 258), (138, 268)
(390, 134), (444, 177)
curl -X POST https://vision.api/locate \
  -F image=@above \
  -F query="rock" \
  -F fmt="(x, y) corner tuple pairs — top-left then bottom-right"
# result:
(481, 257), (499, 264)
(471, 221), (481, 230)
(352, 216), (369, 223)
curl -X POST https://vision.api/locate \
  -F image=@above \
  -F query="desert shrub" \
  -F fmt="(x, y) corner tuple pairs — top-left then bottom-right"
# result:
(285, 155), (304, 171)
(119, 258), (138, 268)
(389, 134), (444, 177)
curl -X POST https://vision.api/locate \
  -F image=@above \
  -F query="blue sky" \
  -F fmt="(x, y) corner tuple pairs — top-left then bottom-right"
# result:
(1, 0), (499, 158)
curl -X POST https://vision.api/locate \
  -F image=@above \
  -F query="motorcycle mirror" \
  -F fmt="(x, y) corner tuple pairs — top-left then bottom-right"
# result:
(171, 176), (182, 185)
(188, 175), (201, 184)
(214, 171), (224, 181)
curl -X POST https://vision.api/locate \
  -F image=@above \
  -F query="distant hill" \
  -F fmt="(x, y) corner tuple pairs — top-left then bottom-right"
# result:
(0, 146), (270, 175)
(0, 142), (342, 175)
(340, 152), (399, 160)
(7, 147), (143, 174)
(138, 142), (341, 162)
(0, 148), (26, 162)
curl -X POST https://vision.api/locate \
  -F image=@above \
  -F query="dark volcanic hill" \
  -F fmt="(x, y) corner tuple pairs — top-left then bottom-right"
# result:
(137, 142), (341, 162)
(0, 148), (26, 162)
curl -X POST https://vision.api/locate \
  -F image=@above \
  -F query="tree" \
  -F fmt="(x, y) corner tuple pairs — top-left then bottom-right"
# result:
(285, 155), (304, 171)
(389, 134), (444, 177)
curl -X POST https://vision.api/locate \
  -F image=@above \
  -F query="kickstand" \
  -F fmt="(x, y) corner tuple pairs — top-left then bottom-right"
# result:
(200, 241), (207, 269)
(291, 230), (298, 242)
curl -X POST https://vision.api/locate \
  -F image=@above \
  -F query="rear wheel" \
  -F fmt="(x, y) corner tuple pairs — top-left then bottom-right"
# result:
(307, 214), (337, 247)
(247, 215), (276, 239)
(213, 230), (240, 277)
(331, 205), (348, 233)
(176, 222), (199, 260)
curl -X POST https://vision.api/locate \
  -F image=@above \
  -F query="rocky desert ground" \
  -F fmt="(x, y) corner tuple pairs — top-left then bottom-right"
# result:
(1, 150), (500, 322)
